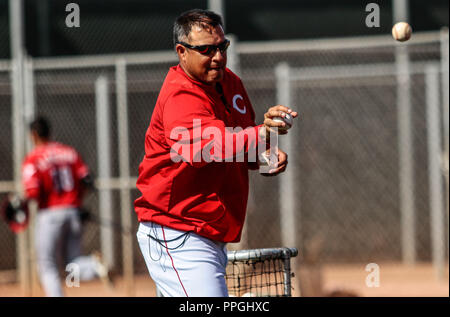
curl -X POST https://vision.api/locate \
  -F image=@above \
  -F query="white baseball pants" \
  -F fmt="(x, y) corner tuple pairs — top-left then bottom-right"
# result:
(137, 222), (229, 297)
(35, 207), (101, 297)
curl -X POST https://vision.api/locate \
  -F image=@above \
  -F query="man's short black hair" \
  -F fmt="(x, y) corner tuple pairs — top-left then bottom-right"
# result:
(30, 116), (51, 139)
(173, 9), (224, 48)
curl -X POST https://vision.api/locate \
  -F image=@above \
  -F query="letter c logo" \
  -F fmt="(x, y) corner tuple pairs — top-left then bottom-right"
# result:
(232, 94), (246, 114)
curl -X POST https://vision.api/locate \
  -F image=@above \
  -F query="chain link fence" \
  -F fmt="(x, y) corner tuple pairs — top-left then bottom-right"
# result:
(0, 62), (16, 271)
(239, 33), (448, 268)
(0, 32), (448, 284)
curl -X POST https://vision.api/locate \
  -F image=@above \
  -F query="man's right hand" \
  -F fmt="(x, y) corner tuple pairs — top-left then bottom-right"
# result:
(261, 105), (298, 139)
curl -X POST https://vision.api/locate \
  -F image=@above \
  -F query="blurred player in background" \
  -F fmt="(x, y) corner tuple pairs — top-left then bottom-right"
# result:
(22, 116), (111, 297)
(135, 9), (298, 297)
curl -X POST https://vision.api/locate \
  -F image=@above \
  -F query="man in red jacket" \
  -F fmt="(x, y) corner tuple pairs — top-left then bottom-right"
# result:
(22, 117), (111, 296)
(135, 9), (297, 297)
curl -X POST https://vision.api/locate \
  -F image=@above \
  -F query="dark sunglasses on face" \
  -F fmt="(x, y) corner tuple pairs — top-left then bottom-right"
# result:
(177, 39), (230, 55)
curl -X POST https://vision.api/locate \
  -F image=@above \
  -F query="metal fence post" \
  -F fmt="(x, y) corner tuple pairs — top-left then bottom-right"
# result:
(394, 0), (416, 266)
(282, 250), (293, 297)
(440, 27), (449, 261)
(27, 200), (39, 295)
(425, 64), (446, 280)
(115, 59), (135, 295)
(275, 62), (300, 295)
(208, 0), (225, 28)
(396, 44), (416, 265)
(95, 76), (115, 270)
(226, 34), (240, 76)
(9, 0), (30, 296)
(275, 63), (297, 249)
(23, 56), (39, 295)
(441, 28), (449, 167)
(23, 57), (36, 154)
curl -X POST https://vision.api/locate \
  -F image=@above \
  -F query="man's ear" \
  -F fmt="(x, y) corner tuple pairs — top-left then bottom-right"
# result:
(176, 44), (187, 62)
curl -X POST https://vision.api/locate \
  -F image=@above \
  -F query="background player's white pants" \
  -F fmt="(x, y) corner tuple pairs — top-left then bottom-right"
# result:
(137, 222), (229, 297)
(35, 207), (101, 297)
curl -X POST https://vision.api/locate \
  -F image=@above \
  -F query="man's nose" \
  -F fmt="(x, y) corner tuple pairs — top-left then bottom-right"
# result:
(211, 48), (226, 61)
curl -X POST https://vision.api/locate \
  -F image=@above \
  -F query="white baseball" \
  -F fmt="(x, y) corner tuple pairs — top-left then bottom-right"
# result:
(392, 22), (412, 42)
(272, 112), (293, 131)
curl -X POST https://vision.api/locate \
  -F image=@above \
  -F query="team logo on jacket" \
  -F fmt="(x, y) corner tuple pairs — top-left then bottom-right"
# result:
(232, 94), (246, 114)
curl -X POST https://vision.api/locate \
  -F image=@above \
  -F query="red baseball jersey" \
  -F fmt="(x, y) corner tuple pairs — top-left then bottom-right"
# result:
(22, 142), (89, 210)
(135, 65), (264, 243)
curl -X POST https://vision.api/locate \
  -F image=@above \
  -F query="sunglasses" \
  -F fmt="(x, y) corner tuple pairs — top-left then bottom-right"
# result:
(177, 39), (230, 56)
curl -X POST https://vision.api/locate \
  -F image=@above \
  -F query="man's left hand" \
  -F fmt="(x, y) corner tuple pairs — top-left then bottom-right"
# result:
(261, 148), (288, 177)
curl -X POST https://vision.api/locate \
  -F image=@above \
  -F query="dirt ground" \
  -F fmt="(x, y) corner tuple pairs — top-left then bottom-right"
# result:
(0, 262), (448, 297)
(318, 262), (449, 297)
